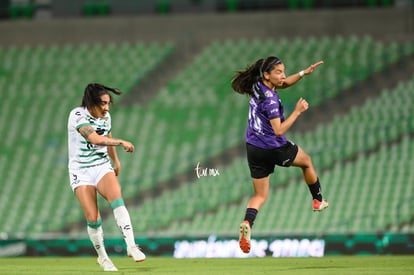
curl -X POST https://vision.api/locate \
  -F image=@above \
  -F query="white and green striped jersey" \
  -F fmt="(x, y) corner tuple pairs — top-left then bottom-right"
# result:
(68, 107), (112, 170)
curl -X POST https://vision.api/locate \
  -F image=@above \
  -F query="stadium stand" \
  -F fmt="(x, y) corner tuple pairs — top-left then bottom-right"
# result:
(2, 0), (399, 20)
(149, 77), (414, 237)
(0, 41), (175, 235)
(0, 36), (413, 237)
(102, 41), (414, 236)
(0, 7), (413, 243)
(112, 35), (413, 194)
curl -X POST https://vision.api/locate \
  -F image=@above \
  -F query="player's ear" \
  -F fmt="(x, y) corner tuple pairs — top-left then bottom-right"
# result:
(263, 71), (270, 81)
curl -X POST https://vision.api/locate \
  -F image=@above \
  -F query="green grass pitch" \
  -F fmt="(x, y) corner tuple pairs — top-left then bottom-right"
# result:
(0, 256), (413, 274)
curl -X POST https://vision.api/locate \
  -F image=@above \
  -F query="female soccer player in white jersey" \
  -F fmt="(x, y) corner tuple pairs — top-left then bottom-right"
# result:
(67, 83), (145, 271)
(231, 57), (327, 254)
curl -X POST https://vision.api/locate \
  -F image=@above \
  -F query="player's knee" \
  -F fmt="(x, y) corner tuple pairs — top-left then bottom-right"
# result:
(87, 218), (102, 229)
(306, 154), (314, 166)
(85, 212), (100, 223)
(299, 152), (313, 168)
(256, 193), (268, 205)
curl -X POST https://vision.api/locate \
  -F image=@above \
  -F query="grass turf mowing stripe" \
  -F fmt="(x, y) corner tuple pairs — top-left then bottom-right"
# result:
(0, 256), (413, 274)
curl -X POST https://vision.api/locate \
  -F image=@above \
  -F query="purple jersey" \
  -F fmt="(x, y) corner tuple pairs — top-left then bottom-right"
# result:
(245, 81), (288, 149)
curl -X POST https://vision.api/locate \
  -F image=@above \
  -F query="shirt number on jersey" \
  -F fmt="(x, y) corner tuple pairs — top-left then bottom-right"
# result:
(249, 100), (263, 134)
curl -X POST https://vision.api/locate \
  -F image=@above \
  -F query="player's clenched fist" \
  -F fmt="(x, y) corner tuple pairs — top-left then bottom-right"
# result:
(295, 97), (309, 114)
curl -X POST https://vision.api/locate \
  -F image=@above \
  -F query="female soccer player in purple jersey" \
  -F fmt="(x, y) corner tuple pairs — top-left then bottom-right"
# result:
(231, 56), (327, 254)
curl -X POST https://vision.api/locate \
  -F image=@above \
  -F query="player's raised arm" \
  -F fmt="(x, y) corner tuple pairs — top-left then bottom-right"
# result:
(277, 60), (324, 89)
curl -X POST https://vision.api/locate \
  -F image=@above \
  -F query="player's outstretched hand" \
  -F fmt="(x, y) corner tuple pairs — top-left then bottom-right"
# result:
(304, 61), (324, 75)
(113, 160), (121, 176)
(121, 140), (134, 153)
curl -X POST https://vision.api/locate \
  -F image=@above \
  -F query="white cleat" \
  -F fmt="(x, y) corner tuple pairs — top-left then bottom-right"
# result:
(97, 257), (118, 272)
(239, 221), (251, 254)
(127, 245), (146, 262)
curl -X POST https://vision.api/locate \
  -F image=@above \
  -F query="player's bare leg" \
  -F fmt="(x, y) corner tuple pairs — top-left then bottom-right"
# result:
(292, 146), (328, 211)
(98, 172), (145, 262)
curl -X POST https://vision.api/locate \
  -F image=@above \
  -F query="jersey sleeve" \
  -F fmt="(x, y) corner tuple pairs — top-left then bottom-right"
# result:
(69, 109), (91, 131)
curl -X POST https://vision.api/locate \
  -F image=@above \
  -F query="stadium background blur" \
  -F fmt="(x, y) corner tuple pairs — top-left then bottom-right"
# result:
(0, 0), (413, 257)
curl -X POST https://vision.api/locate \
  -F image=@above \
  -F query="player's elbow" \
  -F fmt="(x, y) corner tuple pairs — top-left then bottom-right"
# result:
(87, 135), (104, 145)
(270, 119), (285, 137)
(273, 129), (285, 137)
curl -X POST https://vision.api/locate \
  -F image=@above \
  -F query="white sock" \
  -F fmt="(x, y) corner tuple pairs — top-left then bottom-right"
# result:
(113, 205), (136, 248)
(87, 225), (109, 259)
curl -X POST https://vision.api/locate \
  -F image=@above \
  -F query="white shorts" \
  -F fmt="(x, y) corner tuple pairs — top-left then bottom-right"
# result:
(69, 161), (114, 192)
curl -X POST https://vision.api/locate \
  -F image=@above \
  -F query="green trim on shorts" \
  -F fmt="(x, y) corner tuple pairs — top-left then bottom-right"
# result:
(110, 198), (125, 210)
(87, 218), (102, 229)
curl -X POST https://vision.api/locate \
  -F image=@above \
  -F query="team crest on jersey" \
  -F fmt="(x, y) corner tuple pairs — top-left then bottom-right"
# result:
(264, 90), (273, 97)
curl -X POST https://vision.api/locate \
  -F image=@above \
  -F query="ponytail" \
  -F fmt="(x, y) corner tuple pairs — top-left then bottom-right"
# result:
(231, 58), (263, 96)
(231, 56), (282, 96)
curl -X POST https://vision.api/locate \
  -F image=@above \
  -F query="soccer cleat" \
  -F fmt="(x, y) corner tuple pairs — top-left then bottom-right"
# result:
(97, 257), (118, 272)
(313, 199), (329, 211)
(127, 245), (146, 262)
(239, 221), (251, 254)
